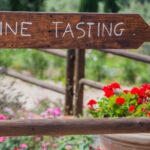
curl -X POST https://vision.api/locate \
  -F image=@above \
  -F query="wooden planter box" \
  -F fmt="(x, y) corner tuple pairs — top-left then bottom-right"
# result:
(100, 134), (150, 150)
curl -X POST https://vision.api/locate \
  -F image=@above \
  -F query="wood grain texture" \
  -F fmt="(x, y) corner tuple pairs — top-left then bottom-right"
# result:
(0, 12), (149, 49)
(65, 49), (75, 115)
(0, 118), (149, 136)
(74, 49), (85, 116)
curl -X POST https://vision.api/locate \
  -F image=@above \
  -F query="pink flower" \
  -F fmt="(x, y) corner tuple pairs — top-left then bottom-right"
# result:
(34, 136), (42, 142)
(3, 107), (14, 116)
(41, 142), (49, 150)
(0, 114), (7, 120)
(19, 143), (28, 149)
(46, 108), (53, 114)
(0, 137), (6, 143)
(52, 108), (61, 117)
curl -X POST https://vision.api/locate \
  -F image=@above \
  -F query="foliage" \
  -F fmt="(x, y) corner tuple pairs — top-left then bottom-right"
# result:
(79, 0), (99, 12)
(86, 51), (108, 81)
(0, 103), (97, 150)
(56, 135), (94, 150)
(119, 0), (150, 24)
(0, 78), (24, 112)
(103, 0), (119, 12)
(0, 50), (13, 67)
(87, 82), (150, 117)
(121, 58), (150, 84)
(86, 50), (150, 85)
(44, 0), (80, 12)
(0, 0), (10, 10)
(0, 49), (66, 81)
(0, 135), (95, 150)
(9, 0), (44, 11)
(23, 50), (49, 79)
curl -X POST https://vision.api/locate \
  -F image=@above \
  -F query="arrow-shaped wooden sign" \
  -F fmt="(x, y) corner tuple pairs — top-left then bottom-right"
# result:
(0, 12), (149, 49)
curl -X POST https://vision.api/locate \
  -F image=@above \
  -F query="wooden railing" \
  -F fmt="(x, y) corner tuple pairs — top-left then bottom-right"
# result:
(0, 118), (149, 136)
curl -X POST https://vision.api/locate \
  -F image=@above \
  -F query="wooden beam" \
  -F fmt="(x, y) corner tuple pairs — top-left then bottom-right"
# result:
(79, 78), (104, 90)
(74, 49), (85, 116)
(65, 49), (75, 115)
(98, 49), (150, 64)
(0, 118), (149, 136)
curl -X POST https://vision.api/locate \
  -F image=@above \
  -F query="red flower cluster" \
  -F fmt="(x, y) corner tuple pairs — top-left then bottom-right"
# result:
(103, 82), (120, 98)
(116, 97), (125, 105)
(129, 84), (150, 104)
(87, 82), (150, 118)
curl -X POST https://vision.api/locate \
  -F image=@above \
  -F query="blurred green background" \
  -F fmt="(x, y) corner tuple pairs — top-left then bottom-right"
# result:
(0, 0), (150, 86)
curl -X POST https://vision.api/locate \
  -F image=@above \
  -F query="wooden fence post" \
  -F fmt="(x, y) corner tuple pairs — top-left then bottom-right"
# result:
(65, 49), (75, 115)
(74, 49), (85, 116)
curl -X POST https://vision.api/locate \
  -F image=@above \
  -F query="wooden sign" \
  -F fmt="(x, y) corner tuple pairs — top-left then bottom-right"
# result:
(0, 12), (149, 49)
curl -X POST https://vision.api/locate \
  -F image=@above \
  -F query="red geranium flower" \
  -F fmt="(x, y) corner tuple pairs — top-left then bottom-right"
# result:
(116, 97), (125, 105)
(123, 90), (130, 94)
(110, 82), (120, 89)
(131, 87), (140, 95)
(138, 88), (146, 97)
(104, 90), (114, 98)
(142, 83), (150, 90)
(128, 105), (135, 112)
(87, 99), (97, 108)
(14, 147), (20, 150)
(103, 85), (112, 91)
(137, 98), (143, 104)
(147, 111), (150, 117)
(103, 86), (114, 98)
(146, 90), (150, 97)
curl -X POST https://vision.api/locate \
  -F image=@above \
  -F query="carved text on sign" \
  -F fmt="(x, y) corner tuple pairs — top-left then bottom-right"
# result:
(0, 21), (125, 38)
(0, 21), (32, 36)
(51, 22), (125, 38)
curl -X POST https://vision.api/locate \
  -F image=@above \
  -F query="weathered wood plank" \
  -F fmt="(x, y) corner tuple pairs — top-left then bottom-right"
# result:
(74, 49), (85, 116)
(98, 49), (150, 63)
(65, 49), (75, 115)
(0, 12), (149, 49)
(0, 118), (149, 136)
